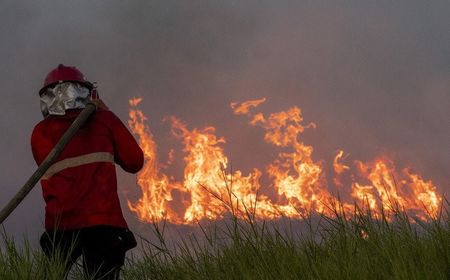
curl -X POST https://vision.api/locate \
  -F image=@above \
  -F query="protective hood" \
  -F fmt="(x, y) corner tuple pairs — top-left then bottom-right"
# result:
(40, 82), (91, 117)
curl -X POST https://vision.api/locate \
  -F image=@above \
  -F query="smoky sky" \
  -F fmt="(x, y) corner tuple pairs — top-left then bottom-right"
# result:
(0, 0), (449, 242)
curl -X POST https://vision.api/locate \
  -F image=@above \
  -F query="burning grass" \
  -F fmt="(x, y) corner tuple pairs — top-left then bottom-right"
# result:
(127, 97), (444, 225)
(1, 200), (448, 280)
(117, 97), (449, 279)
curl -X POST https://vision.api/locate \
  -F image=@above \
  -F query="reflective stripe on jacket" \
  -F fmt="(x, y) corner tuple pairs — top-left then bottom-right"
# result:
(31, 109), (144, 230)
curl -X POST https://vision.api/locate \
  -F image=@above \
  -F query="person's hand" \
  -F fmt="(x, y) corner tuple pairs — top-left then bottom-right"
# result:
(91, 99), (109, 111)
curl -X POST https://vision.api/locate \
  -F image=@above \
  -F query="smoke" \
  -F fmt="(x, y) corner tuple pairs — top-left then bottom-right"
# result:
(0, 0), (448, 241)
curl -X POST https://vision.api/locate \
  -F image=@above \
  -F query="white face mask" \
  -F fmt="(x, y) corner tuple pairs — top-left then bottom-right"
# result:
(40, 82), (91, 117)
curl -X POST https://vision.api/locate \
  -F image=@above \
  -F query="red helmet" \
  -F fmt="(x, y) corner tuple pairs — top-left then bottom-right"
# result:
(39, 64), (93, 95)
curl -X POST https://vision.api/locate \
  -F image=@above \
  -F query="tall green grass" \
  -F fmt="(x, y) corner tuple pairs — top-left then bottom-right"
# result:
(1, 200), (449, 280)
(125, 200), (450, 280)
(0, 229), (65, 279)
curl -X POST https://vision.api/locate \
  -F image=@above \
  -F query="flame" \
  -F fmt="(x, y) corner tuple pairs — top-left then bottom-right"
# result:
(127, 98), (182, 223)
(127, 97), (444, 224)
(230, 97), (266, 115)
(170, 116), (264, 222)
(351, 182), (377, 211)
(403, 168), (442, 219)
(333, 150), (350, 187)
(243, 105), (332, 215)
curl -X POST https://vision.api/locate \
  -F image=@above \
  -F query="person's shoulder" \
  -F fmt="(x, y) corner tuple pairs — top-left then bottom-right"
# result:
(31, 117), (51, 141)
(95, 108), (115, 116)
(94, 110), (126, 129)
(95, 109), (119, 121)
(32, 117), (50, 132)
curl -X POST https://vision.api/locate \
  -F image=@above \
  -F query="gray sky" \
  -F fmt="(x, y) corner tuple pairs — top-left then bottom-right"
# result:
(0, 1), (449, 242)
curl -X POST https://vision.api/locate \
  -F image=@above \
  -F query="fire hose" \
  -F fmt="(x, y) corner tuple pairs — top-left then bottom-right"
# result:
(0, 103), (97, 225)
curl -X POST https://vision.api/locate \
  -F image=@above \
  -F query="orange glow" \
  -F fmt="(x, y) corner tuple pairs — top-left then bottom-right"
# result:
(127, 97), (444, 224)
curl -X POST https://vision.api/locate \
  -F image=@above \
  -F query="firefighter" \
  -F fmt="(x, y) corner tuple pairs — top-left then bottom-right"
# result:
(32, 64), (144, 279)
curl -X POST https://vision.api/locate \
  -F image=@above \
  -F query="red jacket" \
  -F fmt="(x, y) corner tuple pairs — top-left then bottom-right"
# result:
(31, 109), (144, 230)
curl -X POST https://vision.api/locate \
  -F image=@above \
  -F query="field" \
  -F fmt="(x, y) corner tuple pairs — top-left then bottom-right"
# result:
(1, 201), (449, 280)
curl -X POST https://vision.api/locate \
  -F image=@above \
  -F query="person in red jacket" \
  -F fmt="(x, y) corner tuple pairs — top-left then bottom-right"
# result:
(32, 64), (144, 280)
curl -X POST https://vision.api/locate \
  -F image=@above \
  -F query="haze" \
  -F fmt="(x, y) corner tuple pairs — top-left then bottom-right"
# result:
(0, 1), (448, 243)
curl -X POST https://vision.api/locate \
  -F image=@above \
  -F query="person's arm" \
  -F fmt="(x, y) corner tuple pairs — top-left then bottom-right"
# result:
(30, 122), (52, 166)
(106, 110), (144, 174)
